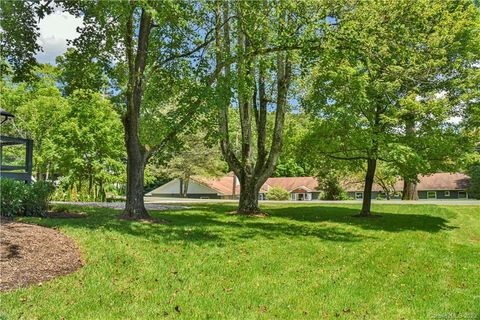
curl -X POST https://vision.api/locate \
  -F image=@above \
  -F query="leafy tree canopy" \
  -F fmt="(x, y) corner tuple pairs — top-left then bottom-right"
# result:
(301, 0), (480, 214)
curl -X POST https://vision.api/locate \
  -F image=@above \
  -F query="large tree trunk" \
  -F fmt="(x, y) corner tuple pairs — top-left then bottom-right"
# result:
(237, 175), (260, 214)
(401, 114), (419, 200)
(36, 166), (42, 181)
(88, 164), (93, 194)
(122, 8), (151, 218)
(123, 117), (148, 217)
(45, 163), (50, 181)
(402, 179), (418, 200)
(359, 158), (377, 216)
(214, 2), (290, 215)
(182, 177), (190, 198)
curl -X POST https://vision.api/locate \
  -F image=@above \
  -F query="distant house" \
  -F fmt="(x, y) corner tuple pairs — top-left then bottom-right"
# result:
(261, 177), (320, 201)
(343, 173), (471, 200)
(149, 174), (320, 200)
(149, 172), (472, 200)
(150, 175), (241, 199)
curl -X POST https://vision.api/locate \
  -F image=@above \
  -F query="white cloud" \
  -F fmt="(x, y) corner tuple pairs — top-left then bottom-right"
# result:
(36, 10), (83, 65)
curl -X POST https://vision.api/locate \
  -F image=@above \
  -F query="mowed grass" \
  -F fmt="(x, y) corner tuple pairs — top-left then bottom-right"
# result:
(1, 203), (479, 320)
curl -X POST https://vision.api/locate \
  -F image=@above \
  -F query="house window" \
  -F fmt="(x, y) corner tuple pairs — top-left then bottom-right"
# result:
(458, 191), (467, 199)
(444, 191), (450, 197)
(355, 192), (363, 200)
(427, 191), (436, 199)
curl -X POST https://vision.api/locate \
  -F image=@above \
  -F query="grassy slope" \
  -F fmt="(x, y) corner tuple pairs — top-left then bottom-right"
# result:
(1, 203), (479, 319)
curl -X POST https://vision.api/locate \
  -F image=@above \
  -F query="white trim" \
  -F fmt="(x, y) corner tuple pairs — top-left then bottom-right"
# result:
(458, 191), (468, 199)
(444, 191), (450, 197)
(290, 192), (313, 201)
(288, 185), (312, 193)
(421, 189), (467, 191)
(427, 191), (437, 199)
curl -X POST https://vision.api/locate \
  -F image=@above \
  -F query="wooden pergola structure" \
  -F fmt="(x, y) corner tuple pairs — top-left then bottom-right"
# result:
(0, 108), (33, 184)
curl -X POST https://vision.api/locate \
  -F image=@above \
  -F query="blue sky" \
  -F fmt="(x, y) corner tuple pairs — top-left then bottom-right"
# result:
(36, 10), (83, 65)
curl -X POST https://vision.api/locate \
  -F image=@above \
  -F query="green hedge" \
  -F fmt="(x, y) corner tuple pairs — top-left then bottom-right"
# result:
(0, 179), (53, 217)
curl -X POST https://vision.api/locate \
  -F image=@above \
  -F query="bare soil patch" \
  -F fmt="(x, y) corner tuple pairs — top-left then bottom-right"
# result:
(0, 221), (83, 291)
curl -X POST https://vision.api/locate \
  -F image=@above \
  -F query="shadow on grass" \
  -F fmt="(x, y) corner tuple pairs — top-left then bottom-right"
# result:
(265, 205), (456, 233)
(19, 205), (369, 245)
(19, 203), (454, 246)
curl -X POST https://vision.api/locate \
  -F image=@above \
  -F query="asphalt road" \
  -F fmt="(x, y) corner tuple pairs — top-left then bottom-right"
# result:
(145, 197), (480, 206)
(52, 198), (480, 210)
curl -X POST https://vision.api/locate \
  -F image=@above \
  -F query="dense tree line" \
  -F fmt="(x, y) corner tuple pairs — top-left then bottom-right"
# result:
(1, 0), (478, 217)
(1, 65), (125, 200)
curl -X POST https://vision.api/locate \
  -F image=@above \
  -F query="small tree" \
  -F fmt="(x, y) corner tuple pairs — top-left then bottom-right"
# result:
(468, 163), (480, 199)
(266, 187), (290, 201)
(61, 89), (125, 197)
(375, 164), (401, 200)
(316, 172), (345, 200)
(158, 133), (226, 197)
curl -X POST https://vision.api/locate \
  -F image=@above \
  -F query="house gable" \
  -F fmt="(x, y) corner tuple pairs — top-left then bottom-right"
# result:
(150, 178), (220, 196)
(291, 187), (312, 193)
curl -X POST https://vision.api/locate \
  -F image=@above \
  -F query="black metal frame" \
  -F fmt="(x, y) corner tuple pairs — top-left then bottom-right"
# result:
(0, 108), (15, 124)
(0, 135), (33, 184)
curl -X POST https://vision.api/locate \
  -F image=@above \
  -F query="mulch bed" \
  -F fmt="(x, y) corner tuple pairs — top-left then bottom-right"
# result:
(0, 221), (83, 292)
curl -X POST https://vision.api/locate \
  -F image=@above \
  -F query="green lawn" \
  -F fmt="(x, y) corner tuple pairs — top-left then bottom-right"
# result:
(1, 203), (479, 319)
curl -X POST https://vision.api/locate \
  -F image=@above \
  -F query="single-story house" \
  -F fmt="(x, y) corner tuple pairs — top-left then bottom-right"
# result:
(149, 174), (320, 200)
(260, 177), (320, 201)
(149, 172), (472, 200)
(149, 175), (242, 199)
(343, 172), (470, 200)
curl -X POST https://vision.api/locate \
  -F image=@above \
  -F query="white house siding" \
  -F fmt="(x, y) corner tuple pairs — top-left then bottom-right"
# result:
(150, 178), (219, 197)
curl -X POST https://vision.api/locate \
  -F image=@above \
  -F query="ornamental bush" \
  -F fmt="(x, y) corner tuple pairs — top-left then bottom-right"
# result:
(0, 179), (53, 217)
(266, 187), (290, 201)
(23, 181), (54, 216)
(0, 179), (25, 216)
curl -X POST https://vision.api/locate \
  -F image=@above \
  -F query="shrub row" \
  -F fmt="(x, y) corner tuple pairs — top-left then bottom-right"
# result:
(0, 179), (53, 217)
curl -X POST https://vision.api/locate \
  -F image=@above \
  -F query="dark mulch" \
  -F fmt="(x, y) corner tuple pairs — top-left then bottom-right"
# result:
(0, 221), (83, 291)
